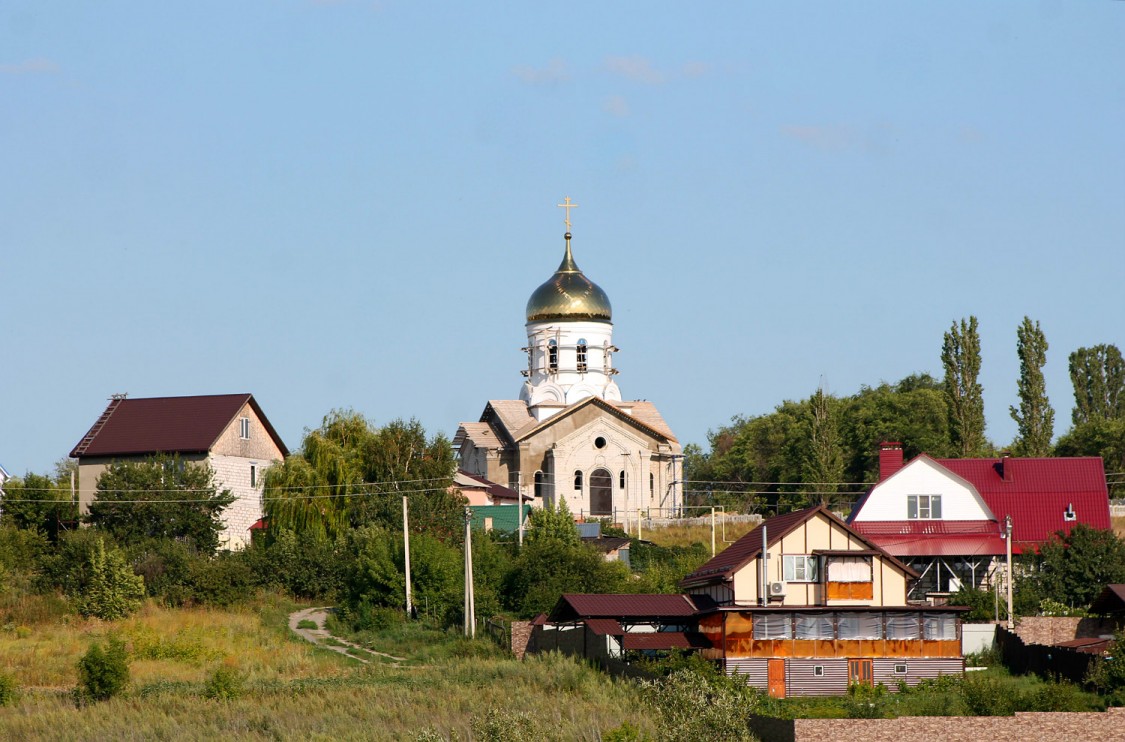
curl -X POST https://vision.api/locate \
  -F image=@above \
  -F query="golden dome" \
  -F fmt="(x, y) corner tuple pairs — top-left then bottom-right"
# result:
(525, 238), (612, 323)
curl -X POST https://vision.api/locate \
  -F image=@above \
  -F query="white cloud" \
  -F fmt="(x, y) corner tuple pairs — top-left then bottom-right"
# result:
(512, 58), (570, 85)
(0, 58), (59, 75)
(604, 55), (663, 85)
(602, 95), (630, 118)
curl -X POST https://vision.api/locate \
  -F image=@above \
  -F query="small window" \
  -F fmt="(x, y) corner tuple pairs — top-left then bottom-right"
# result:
(534, 471), (544, 499)
(783, 555), (819, 583)
(547, 339), (558, 373)
(907, 494), (941, 519)
(813, 665), (825, 677)
(649, 473), (654, 496)
(574, 470), (583, 490)
(894, 664), (908, 675)
(594, 436), (607, 449)
(250, 463), (257, 488)
(239, 417), (251, 439)
(576, 339), (588, 372)
(619, 470), (626, 489)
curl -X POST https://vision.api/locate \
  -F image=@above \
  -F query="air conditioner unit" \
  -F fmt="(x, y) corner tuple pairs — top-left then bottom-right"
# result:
(769, 581), (787, 597)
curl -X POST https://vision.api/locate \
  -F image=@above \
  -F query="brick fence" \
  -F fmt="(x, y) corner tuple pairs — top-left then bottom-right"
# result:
(748, 707), (1125, 742)
(1013, 615), (1117, 646)
(510, 620), (534, 660)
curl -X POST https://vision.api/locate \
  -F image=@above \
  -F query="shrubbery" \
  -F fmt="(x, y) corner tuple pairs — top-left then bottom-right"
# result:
(0, 672), (18, 707)
(76, 637), (130, 702)
(204, 663), (245, 701)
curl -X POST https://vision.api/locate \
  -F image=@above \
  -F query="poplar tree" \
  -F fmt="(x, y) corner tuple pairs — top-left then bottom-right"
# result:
(1010, 317), (1054, 456)
(941, 316), (986, 457)
(1069, 344), (1125, 425)
(802, 387), (844, 506)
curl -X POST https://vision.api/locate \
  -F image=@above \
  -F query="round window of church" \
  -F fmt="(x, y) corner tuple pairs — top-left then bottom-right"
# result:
(594, 437), (607, 449)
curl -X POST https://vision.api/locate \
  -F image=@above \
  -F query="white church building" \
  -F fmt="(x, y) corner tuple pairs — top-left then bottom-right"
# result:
(454, 203), (682, 521)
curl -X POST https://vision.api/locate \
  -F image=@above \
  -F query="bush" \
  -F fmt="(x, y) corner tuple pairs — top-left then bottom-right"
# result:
(603, 721), (652, 742)
(470, 707), (541, 742)
(76, 637), (130, 702)
(960, 673), (1011, 716)
(0, 672), (18, 707)
(641, 669), (759, 741)
(843, 682), (891, 719)
(296, 619), (318, 630)
(77, 539), (145, 620)
(241, 528), (345, 600)
(1017, 679), (1091, 712)
(204, 663), (245, 701)
(1086, 630), (1125, 703)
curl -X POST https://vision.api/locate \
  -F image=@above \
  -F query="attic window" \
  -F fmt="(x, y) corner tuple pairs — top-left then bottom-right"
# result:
(1063, 503), (1076, 522)
(907, 494), (941, 519)
(239, 417), (251, 440)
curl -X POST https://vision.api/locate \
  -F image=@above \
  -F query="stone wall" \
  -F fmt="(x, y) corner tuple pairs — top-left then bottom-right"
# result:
(749, 708), (1125, 742)
(1014, 616), (1118, 645)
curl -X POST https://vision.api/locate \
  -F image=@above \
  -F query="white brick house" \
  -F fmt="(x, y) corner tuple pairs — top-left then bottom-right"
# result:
(70, 393), (288, 549)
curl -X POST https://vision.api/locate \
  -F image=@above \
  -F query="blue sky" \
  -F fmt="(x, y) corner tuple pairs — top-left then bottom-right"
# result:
(2, 1), (1123, 477)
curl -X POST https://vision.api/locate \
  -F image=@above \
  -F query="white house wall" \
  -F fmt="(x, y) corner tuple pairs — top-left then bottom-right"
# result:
(852, 458), (994, 522)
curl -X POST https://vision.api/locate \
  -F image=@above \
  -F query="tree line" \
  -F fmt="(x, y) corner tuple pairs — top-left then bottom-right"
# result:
(686, 318), (1125, 512)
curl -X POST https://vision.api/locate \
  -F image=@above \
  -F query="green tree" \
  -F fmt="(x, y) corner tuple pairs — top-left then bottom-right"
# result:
(1068, 344), (1125, 425)
(1010, 317), (1054, 456)
(77, 539), (145, 620)
(86, 456), (235, 553)
(76, 637), (130, 702)
(942, 316), (987, 457)
(1031, 524), (1125, 609)
(801, 387), (845, 506)
(525, 498), (579, 545)
(502, 540), (630, 617)
(263, 411), (459, 542)
(0, 462), (78, 541)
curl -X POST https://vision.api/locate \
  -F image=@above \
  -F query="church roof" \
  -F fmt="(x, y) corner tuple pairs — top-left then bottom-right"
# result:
(453, 422), (502, 451)
(525, 240), (612, 323)
(608, 401), (678, 443)
(514, 396), (677, 444)
(484, 400), (536, 441)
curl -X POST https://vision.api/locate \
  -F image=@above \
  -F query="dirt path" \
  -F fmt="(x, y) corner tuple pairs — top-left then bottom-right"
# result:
(287, 606), (407, 666)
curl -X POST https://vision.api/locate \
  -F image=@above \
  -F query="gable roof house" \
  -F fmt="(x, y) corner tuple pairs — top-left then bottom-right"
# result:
(679, 505), (964, 697)
(70, 394), (288, 549)
(849, 442), (1112, 599)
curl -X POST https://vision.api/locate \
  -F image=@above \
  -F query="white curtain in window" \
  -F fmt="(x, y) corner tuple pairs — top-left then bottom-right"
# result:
(826, 556), (873, 582)
(886, 613), (921, 640)
(923, 613), (956, 640)
(837, 612), (882, 640)
(752, 613), (792, 640)
(795, 613), (834, 639)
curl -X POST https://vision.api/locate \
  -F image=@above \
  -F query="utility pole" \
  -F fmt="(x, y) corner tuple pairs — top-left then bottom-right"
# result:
(710, 506), (716, 557)
(1005, 515), (1014, 630)
(403, 495), (413, 619)
(463, 507), (476, 638)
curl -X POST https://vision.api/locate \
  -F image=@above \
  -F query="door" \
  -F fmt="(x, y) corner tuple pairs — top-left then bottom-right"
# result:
(767, 659), (786, 699)
(848, 659), (873, 686)
(589, 469), (612, 516)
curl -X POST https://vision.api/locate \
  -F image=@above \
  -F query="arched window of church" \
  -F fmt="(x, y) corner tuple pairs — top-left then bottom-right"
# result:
(619, 470), (626, 489)
(574, 470), (583, 490)
(548, 339), (558, 373)
(534, 471), (544, 499)
(576, 339), (588, 372)
(650, 473), (654, 496)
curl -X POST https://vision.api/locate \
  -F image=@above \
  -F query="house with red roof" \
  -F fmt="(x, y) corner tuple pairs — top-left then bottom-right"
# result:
(848, 442), (1112, 599)
(70, 394), (288, 549)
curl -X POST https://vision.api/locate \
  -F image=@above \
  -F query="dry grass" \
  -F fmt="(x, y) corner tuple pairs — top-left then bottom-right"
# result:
(1112, 515), (1125, 540)
(641, 519), (758, 550)
(0, 598), (656, 740)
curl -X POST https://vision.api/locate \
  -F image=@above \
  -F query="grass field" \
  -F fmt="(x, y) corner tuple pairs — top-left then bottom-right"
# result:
(0, 596), (656, 741)
(640, 519), (759, 550)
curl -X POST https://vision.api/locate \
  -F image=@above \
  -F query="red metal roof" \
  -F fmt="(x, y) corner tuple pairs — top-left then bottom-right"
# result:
(549, 593), (701, 621)
(455, 469), (524, 501)
(852, 519), (1018, 556)
(936, 457), (1110, 544)
(584, 618), (624, 636)
(620, 632), (711, 650)
(70, 394), (288, 458)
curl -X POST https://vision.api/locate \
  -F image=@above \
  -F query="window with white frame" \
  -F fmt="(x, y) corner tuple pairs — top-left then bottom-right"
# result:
(239, 417), (251, 439)
(783, 555), (819, 583)
(907, 494), (941, 519)
(825, 555), (873, 583)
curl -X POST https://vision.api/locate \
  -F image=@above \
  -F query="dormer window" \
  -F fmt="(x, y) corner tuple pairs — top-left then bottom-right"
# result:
(547, 340), (558, 373)
(576, 339), (588, 372)
(907, 494), (941, 519)
(1063, 503), (1076, 522)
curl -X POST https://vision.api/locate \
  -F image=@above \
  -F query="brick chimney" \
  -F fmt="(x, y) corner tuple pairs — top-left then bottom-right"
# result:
(999, 451), (1012, 481)
(878, 442), (904, 481)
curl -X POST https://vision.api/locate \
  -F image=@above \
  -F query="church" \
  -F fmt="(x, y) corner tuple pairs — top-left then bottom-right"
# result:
(454, 200), (683, 521)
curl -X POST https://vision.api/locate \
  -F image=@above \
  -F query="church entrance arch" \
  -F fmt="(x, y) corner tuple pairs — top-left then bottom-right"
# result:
(590, 468), (613, 516)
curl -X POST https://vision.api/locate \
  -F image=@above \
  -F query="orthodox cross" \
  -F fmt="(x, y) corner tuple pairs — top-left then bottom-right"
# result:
(557, 196), (578, 232)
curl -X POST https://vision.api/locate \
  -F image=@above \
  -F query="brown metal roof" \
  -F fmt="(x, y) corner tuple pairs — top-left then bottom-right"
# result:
(584, 618), (624, 636)
(549, 593), (701, 622)
(1090, 584), (1125, 615)
(70, 394), (288, 458)
(621, 632), (711, 650)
